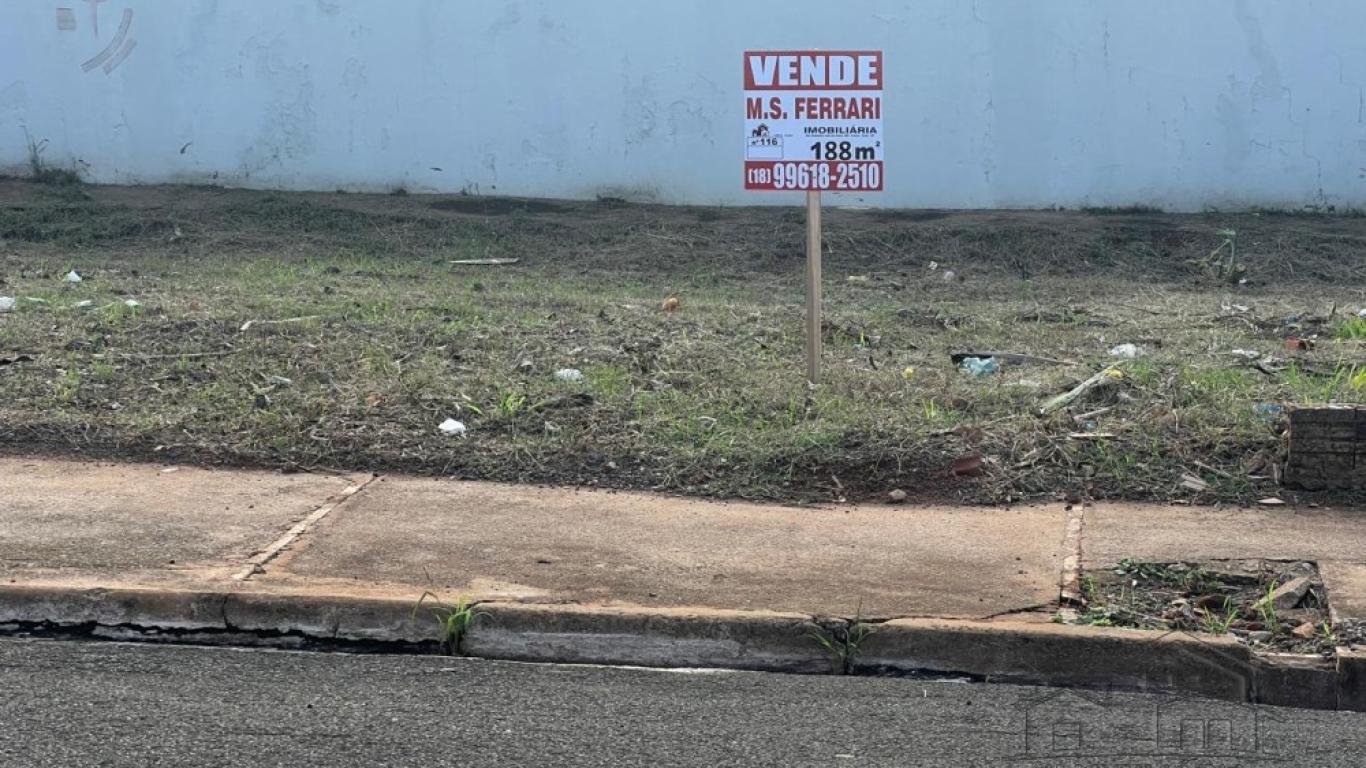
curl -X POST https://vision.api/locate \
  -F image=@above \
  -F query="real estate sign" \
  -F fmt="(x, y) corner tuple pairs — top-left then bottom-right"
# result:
(743, 50), (884, 192)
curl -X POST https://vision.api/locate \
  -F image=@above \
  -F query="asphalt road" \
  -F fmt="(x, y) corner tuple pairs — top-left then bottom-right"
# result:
(3, 638), (1366, 767)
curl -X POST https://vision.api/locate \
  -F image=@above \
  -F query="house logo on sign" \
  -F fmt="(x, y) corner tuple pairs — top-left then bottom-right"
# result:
(746, 123), (782, 160)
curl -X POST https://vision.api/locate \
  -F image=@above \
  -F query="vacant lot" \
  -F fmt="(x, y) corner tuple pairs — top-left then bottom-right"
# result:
(1, 179), (1364, 504)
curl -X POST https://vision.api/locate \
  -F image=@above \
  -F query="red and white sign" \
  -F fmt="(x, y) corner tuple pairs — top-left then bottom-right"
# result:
(744, 50), (884, 192)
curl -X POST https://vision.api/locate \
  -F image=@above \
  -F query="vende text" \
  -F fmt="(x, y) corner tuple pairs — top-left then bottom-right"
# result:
(744, 52), (883, 91)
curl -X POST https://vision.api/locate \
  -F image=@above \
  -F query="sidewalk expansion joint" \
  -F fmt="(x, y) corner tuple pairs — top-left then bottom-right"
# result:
(1057, 503), (1086, 617)
(232, 474), (379, 582)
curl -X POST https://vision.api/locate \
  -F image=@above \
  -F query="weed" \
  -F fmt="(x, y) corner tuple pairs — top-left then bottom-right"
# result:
(1200, 597), (1238, 635)
(1257, 582), (1282, 635)
(1321, 622), (1340, 645)
(1192, 227), (1246, 284)
(812, 603), (876, 675)
(413, 591), (488, 656)
(52, 369), (81, 403)
(494, 390), (528, 419)
(24, 133), (81, 186)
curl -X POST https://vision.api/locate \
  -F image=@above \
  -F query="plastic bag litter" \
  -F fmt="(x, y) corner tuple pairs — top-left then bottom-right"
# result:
(1109, 343), (1142, 359)
(439, 419), (468, 437)
(959, 356), (998, 376)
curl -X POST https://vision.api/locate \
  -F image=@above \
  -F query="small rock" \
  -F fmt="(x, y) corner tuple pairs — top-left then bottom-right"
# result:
(554, 368), (585, 382)
(64, 270), (82, 284)
(1258, 497), (1286, 507)
(0, 297), (14, 313)
(1292, 622), (1318, 639)
(941, 270), (957, 282)
(662, 296), (680, 312)
(887, 489), (908, 504)
(1248, 631), (1274, 644)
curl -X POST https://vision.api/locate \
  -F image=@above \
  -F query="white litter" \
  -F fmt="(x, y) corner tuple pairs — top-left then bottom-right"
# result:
(1230, 349), (1260, 360)
(64, 270), (82, 284)
(1358, 308), (1366, 318)
(72, 300), (93, 308)
(438, 419), (467, 437)
(554, 368), (585, 382)
(123, 299), (141, 308)
(1109, 343), (1142, 359)
(0, 297), (14, 312)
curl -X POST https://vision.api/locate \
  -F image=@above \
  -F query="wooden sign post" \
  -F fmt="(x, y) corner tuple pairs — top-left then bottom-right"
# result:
(805, 190), (823, 384)
(743, 50), (884, 385)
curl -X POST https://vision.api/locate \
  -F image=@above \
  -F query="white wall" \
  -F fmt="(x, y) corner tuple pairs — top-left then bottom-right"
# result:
(2, 0), (1363, 210)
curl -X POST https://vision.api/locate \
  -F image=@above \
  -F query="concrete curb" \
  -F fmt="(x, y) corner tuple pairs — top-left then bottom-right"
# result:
(0, 584), (1356, 711)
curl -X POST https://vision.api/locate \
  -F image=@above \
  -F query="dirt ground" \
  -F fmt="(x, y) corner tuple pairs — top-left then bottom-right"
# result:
(1, 178), (1364, 504)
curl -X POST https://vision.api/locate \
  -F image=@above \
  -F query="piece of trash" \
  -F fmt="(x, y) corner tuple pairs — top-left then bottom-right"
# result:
(439, 418), (468, 437)
(1259, 497), (1287, 507)
(902, 366), (916, 381)
(72, 300), (93, 308)
(0, 297), (14, 313)
(64, 270), (82, 284)
(887, 489), (908, 504)
(941, 270), (957, 282)
(950, 454), (985, 477)
(1284, 337), (1313, 352)
(927, 261), (939, 271)
(1109, 343), (1142, 359)
(265, 375), (293, 387)
(1230, 349), (1260, 361)
(240, 316), (320, 333)
(554, 368), (585, 383)
(1180, 473), (1211, 493)
(1253, 404), (1284, 422)
(1358, 309), (1366, 319)
(662, 296), (680, 312)
(950, 351), (1074, 366)
(123, 299), (141, 309)
(959, 356), (998, 377)
(448, 258), (520, 266)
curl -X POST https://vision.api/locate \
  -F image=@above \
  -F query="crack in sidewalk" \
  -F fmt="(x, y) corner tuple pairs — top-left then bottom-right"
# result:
(232, 474), (380, 582)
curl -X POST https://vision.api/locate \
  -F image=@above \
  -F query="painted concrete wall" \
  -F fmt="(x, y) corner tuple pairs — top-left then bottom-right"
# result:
(1, 0), (1363, 210)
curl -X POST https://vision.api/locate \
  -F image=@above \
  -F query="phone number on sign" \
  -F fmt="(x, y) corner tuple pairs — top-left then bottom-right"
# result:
(745, 161), (883, 191)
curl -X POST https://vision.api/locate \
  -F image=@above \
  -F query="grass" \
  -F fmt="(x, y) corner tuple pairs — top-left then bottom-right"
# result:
(413, 591), (488, 655)
(1, 180), (1366, 504)
(1336, 317), (1366, 341)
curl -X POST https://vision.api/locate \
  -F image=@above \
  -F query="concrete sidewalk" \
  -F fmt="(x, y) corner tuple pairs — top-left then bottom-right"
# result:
(3, 456), (1365, 709)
